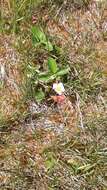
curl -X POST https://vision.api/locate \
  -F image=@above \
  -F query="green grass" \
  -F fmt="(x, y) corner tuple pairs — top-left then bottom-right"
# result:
(0, 0), (107, 189)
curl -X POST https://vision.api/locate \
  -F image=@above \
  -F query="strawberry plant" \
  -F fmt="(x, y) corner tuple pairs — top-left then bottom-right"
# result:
(26, 26), (70, 102)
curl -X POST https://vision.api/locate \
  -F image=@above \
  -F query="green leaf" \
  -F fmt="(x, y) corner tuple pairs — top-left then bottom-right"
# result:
(38, 73), (52, 83)
(38, 72), (59, 83)
(35, 89), (45, 102)
(38, 67), (70, 83)
(56, 67), (70, 76)
(31, 26), (46, 43)
(45, 154), (57, 171)
(48, 188), (54, 190)
(39, 67), (70, 82)
(54, 45), (63, 54)
(45, 41), (53, 52)
(48, 57), (58, 74)
(31, 26), (53, 51)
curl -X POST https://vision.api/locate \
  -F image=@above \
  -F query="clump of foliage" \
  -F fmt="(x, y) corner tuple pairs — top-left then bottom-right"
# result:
(26, 26), (70, 102)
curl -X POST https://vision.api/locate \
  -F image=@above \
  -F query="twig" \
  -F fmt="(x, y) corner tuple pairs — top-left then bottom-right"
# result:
(76, 92), (84, 129)
(98, 95), (107, 110)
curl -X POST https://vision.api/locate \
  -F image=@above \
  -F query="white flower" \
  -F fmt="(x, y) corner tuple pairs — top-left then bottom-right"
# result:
(52, 82), (65, 95)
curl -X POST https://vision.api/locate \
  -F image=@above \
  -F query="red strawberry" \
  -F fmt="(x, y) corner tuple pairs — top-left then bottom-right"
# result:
(51, 95), (66, 104)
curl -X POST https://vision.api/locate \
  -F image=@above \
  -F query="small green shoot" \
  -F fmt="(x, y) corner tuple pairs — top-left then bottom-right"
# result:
(45, 153), (57, 172)
(31, 26), (53, 51)
(48, 57), (58, 74)
(35, 89), (45, 102)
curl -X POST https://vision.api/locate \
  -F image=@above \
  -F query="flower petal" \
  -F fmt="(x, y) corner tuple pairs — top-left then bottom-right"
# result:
(53, 83), (57, 90)
(52, 82), (65, 95)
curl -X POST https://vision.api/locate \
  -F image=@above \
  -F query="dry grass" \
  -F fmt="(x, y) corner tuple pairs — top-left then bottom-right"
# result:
(0, 0), (107, 189)
(0, 34), (26, 123)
